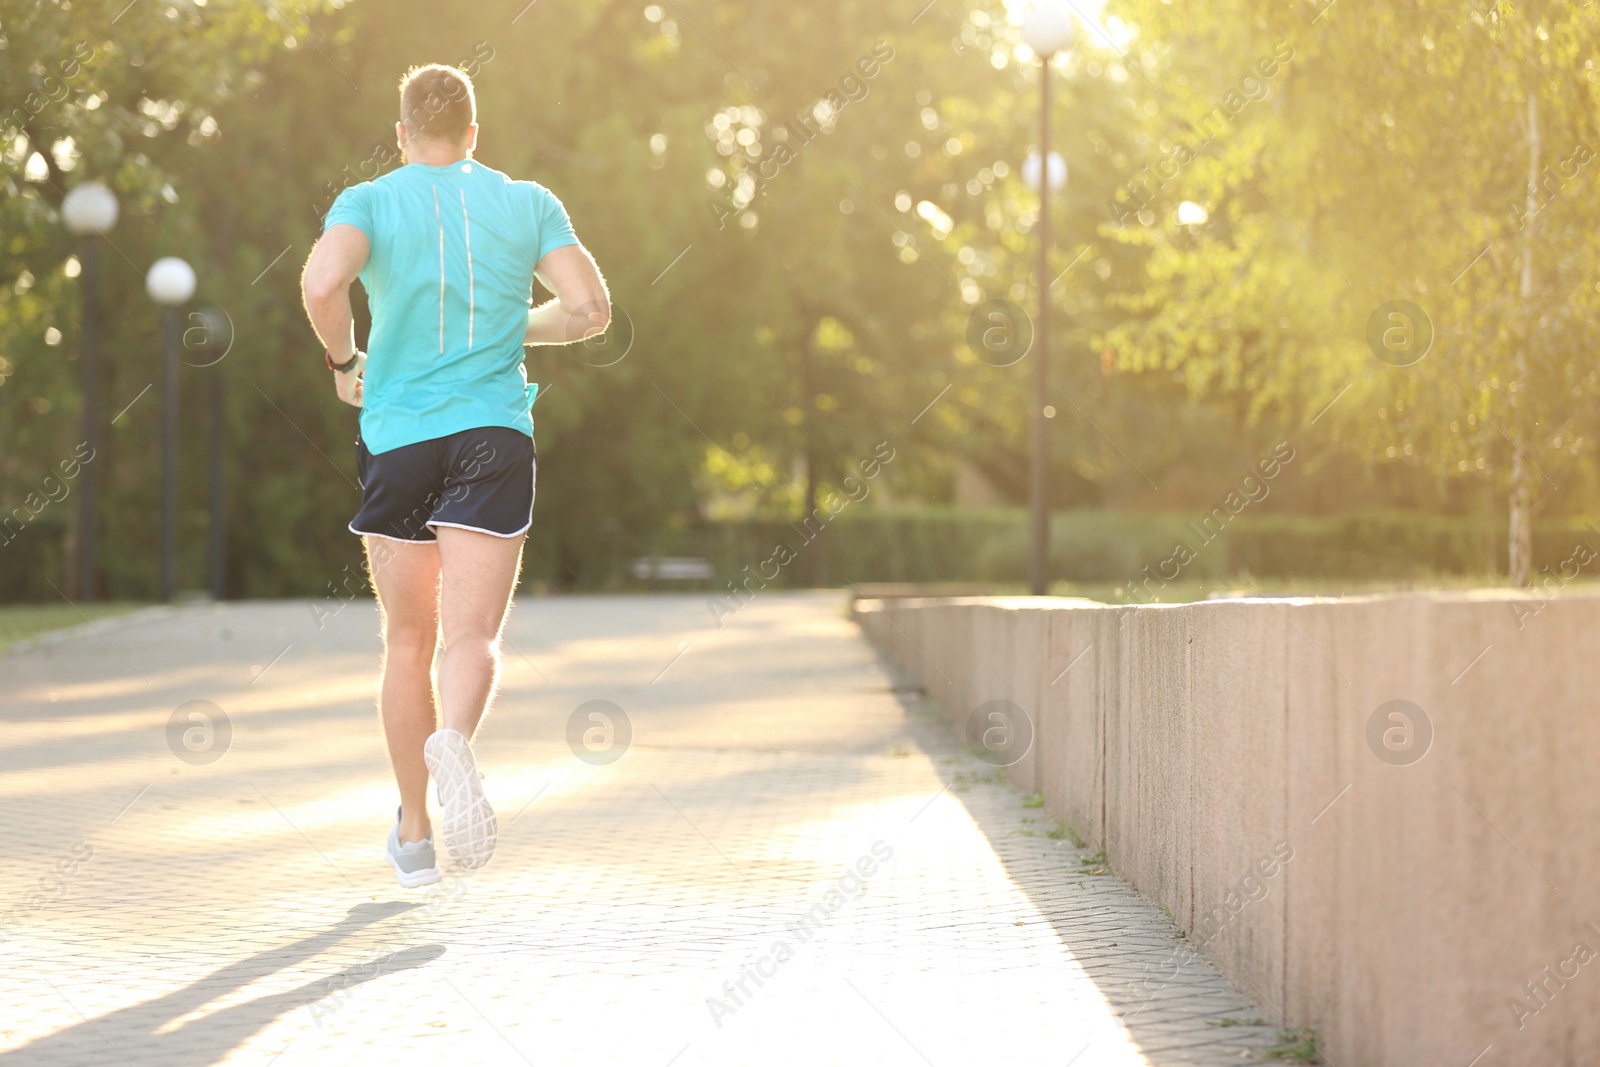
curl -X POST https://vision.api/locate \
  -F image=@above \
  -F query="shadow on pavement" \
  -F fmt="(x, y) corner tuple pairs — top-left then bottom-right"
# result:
(2, 901), (444, 1067)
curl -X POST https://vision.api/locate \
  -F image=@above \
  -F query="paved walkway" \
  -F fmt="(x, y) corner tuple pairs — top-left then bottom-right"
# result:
(0, 591), (1284, 1065)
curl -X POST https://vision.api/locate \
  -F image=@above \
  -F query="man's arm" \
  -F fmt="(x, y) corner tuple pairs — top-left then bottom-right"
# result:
(525, 243), (610, 345)
(302, 224), (371, 407)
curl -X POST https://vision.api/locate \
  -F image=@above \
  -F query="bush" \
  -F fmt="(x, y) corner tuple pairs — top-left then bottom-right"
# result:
(659, 508), (1599, 591)
(6, 506), (1595, 601)
(0, 515), (69, 601)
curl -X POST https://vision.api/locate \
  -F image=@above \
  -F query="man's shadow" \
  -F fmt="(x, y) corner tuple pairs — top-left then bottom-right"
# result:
(3, 901), (445, 1066)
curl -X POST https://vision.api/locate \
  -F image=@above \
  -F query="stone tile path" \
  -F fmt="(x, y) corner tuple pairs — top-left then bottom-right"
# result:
(0, 591), (1284, 1065)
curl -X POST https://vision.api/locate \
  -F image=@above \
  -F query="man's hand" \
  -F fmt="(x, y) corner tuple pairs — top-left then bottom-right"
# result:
(334, 351), (366, 408)
(526, 244), (611, 345)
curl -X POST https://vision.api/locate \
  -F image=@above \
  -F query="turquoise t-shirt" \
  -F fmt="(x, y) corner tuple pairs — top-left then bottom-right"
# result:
(324, 159), (578, 455)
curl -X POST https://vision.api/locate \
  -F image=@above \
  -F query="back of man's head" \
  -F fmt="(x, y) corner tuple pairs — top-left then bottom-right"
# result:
(399, 63), (476, 144)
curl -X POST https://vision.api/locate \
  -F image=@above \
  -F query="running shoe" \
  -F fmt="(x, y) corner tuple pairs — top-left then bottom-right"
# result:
(386, 808), (441, 888)
(424, 728), (497, 869)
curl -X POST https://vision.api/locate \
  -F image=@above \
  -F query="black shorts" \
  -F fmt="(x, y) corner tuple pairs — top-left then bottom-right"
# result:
(349, 426), (536, 542)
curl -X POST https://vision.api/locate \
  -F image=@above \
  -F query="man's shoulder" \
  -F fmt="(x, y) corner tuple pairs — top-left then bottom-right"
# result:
(369, 165), (424, 191)
(516, 176), (562, 201)
(472, 162), (559, 200)
(331, 173), (395, 209)
(330, 177), (376, 202)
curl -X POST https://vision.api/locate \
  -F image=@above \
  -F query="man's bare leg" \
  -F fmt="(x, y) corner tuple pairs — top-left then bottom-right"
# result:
(366, 537), (441, 846)
(435, 526), (525, 738)
(418, 525), (523, 869)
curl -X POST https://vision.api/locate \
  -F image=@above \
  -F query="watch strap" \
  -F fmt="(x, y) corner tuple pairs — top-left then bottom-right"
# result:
(326, 349), (360, 373)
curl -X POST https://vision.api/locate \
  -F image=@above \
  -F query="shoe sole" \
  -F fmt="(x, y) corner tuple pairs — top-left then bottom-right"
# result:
(424, 730), (498, 869)
(385, 847), (442, 888)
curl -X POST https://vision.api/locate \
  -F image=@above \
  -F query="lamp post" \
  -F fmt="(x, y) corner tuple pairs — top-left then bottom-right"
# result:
(146, 257), (196, 603)
(182, 304), (233, 601)
(1021, 4), (1076, 597)
(202, 312), (229, 602)
(61, 182), (119, 602)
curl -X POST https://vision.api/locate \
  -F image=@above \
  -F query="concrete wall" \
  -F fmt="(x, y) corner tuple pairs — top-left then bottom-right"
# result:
(854, 592), (1600, 1066)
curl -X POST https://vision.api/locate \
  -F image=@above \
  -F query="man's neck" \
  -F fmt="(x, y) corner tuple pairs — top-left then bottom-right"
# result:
(405, 141), (471, 167)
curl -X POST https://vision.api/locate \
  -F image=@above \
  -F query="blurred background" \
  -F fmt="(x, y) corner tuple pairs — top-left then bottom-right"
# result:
(5, 0), (1599, 612)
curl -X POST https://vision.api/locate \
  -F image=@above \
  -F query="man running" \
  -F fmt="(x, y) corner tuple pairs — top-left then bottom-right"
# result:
(300, 63), (609, 887)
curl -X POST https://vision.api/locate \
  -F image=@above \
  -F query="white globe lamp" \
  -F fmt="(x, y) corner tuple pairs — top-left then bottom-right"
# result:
(146, 257), (197, 307)
(1022, 3), (1077, 57)
(62, 182), (119, 236)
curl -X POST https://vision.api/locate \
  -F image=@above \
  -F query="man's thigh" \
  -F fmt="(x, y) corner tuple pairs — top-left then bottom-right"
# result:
(366, 537), (442, 639)
(435, 527), (524, 643)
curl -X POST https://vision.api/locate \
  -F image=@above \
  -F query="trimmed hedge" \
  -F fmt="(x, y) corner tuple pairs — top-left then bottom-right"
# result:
(653, 508), (1600, 591)
(5, 507), (1595, 600)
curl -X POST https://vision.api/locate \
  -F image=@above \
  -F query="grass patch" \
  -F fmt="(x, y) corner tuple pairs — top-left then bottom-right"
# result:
(1022, 791), (1045, 808)
(950, 768), (1004, 793)
(0, 603), (146, 652)
(1266, 1029), (1319, 1063)
(1076, 849), (1109, 875)
(1045, 573), (1560, 605)
(1045, 814), (1087, 847)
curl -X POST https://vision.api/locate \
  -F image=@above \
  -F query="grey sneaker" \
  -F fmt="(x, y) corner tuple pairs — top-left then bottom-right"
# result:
(424, 728), (498, 870)
(386, 809), (441, 888)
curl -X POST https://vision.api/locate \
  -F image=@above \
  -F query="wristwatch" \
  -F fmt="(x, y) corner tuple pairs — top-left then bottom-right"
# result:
(326, 348), (362, 373)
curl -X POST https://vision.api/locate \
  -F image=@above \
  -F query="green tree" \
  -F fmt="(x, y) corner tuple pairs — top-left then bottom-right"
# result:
(1, 0), (299, 597)
(1101, 0), (1600, 584)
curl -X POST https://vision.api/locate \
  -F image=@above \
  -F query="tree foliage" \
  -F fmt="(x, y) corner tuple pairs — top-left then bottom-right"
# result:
(1100, 0), (1600, 581)
(3, 0), (1596, 597)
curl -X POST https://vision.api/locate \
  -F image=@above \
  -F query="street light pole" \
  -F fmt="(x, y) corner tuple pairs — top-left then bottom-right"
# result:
(162, 306), (179, 601)
(61, 182), (119, 601)
(146, 257), (196, 603)
(186, 305), (232, 601)
(1021, 5), (1075, 596)
(81, 237), (104, 599)
(210, 369), (225, 600)
(1030, 67), (1053, 597)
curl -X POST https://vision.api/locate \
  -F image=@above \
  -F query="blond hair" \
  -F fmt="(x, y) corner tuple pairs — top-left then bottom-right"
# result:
(398, 63), (476, 143)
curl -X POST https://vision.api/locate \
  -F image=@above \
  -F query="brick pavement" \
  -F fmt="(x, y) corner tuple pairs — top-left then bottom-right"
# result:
(0, 591), (1286, 1065)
